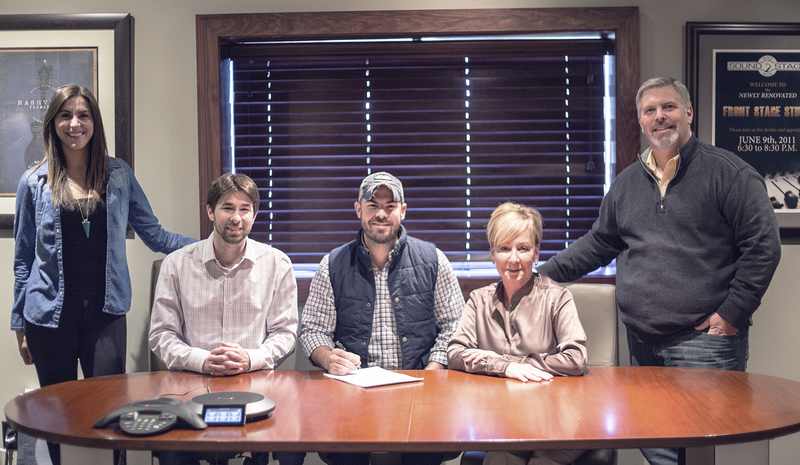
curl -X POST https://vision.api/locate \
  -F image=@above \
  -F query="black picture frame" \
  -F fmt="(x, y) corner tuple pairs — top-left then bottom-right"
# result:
(0, 13), (134, 230)
(686, 22), (800, 232)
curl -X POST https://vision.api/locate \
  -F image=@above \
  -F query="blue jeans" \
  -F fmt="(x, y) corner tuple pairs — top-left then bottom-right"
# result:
(627, 325), (749, 465)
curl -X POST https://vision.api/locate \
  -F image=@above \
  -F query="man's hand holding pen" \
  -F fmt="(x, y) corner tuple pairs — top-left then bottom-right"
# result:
(329, 341), (362, 375)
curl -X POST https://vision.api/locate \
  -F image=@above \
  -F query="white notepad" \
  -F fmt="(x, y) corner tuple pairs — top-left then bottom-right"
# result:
(323, 366), (424, 388)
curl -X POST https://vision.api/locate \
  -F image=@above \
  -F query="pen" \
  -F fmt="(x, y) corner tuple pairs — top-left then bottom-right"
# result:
(334, 341), (361, 369)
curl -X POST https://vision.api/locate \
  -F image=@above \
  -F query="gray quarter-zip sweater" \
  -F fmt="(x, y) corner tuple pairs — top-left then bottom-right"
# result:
(537, 135), (781, 342)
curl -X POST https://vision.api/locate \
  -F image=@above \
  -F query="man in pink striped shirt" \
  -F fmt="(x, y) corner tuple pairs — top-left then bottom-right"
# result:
(149, 173), (302, 465)
(150, 173), (298, 376)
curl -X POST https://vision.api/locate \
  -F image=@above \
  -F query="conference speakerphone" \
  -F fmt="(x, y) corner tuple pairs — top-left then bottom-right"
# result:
(93, 397), (207, 436)
(94, 391), (274, 435)
(187, 391), (276, 424)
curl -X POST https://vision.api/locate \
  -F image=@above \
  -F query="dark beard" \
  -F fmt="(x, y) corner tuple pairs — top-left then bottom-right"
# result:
(362, 220), (399, 245)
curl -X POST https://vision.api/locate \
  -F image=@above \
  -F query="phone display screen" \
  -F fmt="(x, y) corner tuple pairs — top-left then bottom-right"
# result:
(202, 406), (246, 426)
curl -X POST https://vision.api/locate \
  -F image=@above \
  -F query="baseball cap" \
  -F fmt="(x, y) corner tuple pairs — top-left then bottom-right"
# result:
(359, 171), (404, 203)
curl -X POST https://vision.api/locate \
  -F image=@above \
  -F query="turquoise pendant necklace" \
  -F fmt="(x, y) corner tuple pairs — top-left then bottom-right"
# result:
(79, 193), (91, 238)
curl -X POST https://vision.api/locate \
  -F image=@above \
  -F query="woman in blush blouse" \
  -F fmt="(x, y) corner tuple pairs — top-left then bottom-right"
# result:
(447, 201), (588, 465)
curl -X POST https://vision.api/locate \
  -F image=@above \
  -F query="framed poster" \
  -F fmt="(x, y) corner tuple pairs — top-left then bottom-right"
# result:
(0, 48), (98, 194)
(687, 22), (800, 230)
(0, 13), (133, 230)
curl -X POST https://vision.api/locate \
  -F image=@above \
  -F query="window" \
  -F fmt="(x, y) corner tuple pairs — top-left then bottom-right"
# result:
(196, 8), (641, 271)
(224, 37), (613, 264)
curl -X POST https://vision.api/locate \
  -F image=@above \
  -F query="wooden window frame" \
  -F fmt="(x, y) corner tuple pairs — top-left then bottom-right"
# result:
(196, 8), (637, 295)
(196, 7), (640, 239)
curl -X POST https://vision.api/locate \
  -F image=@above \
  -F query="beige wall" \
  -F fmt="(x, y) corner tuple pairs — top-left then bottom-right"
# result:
(1, 1), (799, 464)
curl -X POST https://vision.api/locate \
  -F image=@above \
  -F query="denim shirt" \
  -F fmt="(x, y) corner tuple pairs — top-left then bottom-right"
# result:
(12, 158), (196, 330)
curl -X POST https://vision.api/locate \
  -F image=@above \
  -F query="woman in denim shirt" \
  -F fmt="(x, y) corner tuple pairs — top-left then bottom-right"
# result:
(12, 85), (195, 399)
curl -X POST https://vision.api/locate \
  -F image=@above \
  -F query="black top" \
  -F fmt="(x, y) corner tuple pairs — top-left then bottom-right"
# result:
(60, 192), (108, 298)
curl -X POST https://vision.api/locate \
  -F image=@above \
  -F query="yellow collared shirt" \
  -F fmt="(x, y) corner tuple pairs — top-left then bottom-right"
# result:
(646, 151), (680, 196)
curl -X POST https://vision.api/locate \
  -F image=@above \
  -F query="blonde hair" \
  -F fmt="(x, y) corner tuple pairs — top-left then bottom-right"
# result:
(486, 202), (543, 250)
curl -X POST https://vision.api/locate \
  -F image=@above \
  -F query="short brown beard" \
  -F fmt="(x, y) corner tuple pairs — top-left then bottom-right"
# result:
(215, 220), (248, 245)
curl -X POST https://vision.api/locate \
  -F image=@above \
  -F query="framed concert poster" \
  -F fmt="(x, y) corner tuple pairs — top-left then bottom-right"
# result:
(687, 22), (800, 231)
(0, 48), (97, 194)
(0, 13), (133, 230)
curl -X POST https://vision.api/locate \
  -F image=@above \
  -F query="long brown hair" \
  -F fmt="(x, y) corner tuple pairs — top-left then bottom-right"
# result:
(38, 84), (108, 208)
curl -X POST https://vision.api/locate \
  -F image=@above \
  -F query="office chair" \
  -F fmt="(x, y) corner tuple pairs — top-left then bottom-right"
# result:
(149, 259), (169, 372)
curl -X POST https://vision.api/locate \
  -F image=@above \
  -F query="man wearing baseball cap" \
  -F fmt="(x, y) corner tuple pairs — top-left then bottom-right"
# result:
(300, 171), (464, 465)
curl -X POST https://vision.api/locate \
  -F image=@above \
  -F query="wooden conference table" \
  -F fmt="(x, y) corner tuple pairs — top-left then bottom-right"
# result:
(5, 367), (800, 465)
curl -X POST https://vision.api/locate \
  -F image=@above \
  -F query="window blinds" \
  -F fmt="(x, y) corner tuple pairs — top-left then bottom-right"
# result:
(226, 39), (609, 263)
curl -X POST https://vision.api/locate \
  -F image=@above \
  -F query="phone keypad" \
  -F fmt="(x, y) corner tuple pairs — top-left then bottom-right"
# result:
(119, 411), (178, 436)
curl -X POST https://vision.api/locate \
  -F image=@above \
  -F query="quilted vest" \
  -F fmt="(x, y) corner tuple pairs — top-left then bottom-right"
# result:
(328, 227), (438, 369)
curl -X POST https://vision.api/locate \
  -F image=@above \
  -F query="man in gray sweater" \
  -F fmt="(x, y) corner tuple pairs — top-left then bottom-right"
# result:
(537, 77), (781, 465)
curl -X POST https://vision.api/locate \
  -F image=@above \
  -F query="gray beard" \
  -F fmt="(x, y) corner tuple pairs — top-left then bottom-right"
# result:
(651, 129), (679, 151)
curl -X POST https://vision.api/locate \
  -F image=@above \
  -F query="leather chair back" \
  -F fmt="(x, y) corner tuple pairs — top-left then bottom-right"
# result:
(149, 259), (169, 372)
(562, 283), (618, 367)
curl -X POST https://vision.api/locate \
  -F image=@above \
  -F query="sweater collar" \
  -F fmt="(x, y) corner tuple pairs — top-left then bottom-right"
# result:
(638, 134), (699, 177)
